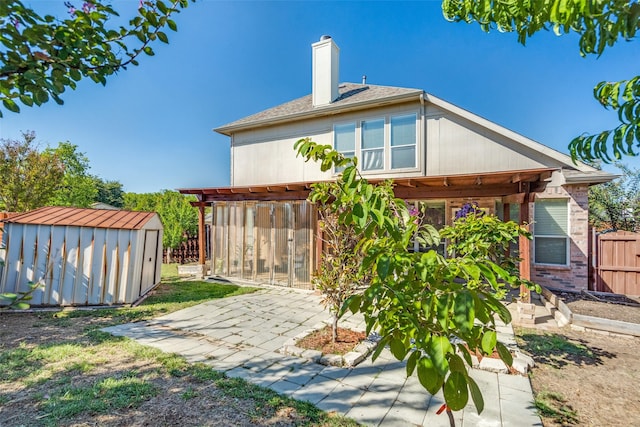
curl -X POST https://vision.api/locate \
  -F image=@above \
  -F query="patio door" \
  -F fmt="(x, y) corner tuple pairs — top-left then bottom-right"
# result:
(212, 201), (313, 288)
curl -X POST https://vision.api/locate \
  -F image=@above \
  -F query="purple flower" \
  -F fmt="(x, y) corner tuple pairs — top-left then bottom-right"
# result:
(82, 2), (96, 13)
(455, 202), (484, 220)
(64, 1), (76, 15)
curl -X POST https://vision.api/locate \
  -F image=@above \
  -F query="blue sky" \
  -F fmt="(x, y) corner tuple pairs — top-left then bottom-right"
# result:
(1, 1), (638, 193)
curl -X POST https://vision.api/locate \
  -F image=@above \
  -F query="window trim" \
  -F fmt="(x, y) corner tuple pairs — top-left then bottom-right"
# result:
(332, 111), (420, 175)
(360, 117), (386, 171)
(390, 113), (418, 171)
(533, 198), (570, 267)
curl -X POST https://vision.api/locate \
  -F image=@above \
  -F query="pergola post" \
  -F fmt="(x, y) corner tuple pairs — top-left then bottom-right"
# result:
(197, 203), (206, 279)
(518, 194), (531, 303)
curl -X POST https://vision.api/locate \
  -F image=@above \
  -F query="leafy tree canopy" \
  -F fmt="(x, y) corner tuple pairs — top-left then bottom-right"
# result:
(0, 0), (190, 117)
(441, 0), (640, 163)
(123, 190), (197, 258)
(46, 142), (97, 208)
(95, 178), (124, 208)
(296, 138), (537, 418)
(589, 161), (640, 231)
(0, 131), (64, 212)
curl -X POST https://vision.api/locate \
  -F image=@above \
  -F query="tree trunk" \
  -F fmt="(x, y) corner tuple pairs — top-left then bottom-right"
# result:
(166, 247), (172, 264)
(332, 313), (339, 343)
(446, 408), (455, 426)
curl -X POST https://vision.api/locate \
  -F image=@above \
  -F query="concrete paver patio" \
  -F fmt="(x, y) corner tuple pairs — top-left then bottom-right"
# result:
(103, 285), (542, 426)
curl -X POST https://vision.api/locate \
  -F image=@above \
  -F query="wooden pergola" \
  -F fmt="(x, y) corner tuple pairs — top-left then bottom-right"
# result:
(179, 167), (556, 296)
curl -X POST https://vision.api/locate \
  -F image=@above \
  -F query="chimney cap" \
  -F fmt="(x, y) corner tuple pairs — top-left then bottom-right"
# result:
(320, 35), (332, 41)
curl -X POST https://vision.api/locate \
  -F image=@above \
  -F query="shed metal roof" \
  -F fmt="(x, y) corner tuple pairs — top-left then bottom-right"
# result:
(2, 206), (158, 230)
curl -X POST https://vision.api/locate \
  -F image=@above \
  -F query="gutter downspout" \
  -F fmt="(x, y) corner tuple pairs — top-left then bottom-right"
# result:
(420, 92), (426, 175)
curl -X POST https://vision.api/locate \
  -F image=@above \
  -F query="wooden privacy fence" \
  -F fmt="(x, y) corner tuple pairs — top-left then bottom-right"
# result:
(163, 227), (210, 264)
(593, 230), (640, 295)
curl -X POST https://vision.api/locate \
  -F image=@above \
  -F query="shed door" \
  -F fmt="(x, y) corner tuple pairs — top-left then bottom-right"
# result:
(140, 230), (159, 294)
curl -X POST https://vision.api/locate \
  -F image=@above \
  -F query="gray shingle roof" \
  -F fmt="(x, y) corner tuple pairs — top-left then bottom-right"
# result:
(215, 82), (423, 135)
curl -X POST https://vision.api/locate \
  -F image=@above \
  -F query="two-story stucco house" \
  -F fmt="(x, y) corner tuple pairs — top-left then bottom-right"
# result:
(181, 36), (613, 291)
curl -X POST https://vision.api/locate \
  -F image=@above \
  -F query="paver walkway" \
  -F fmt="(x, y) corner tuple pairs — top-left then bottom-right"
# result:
(103, 285), (543, 426)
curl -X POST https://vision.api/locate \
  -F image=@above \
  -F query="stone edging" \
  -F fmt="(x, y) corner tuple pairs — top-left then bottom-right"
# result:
(280, 320), (535, 375)
(540, 286), (640, 338)
(468, 349), (535, 376)
(279, 321), (377, 367)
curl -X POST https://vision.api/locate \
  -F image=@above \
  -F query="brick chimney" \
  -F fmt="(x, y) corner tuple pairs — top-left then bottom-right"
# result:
(312, 35), (339, 107)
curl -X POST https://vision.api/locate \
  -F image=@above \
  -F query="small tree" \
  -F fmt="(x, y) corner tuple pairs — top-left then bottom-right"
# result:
(312, 182), (371, 343)
(155, 190), (197, 263)
(296, 138), (536, 425)
(0, 131), (64, 212)
(94, 179), (124, 208)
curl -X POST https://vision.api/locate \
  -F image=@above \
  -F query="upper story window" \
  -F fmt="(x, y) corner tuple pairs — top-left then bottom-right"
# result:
(361, 119), (384, 171)
(391, 114), (416, 169)
(534, 199), (569, 266)
(333, 112), (418, 174)
(334, 123), (356, 172)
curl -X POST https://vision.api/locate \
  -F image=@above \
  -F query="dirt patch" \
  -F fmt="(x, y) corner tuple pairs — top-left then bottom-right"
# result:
(554, 290), (640, 324)
(0, 312), (355, 427)
(518, 327), (640, 426)
(296, 326), (365, 355)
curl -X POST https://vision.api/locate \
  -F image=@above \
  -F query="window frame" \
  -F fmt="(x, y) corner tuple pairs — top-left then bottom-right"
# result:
(332, 111), (420, 175)
(390, 113), (418, 170)
(333, 121), (356, 173)
(360, 117), (386, 171)
(533, 198), (570, 267)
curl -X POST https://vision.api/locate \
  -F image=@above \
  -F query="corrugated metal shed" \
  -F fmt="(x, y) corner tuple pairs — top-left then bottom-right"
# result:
(0, 207), (164, 307)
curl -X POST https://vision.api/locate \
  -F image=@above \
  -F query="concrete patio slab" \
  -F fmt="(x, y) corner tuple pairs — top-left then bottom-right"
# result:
(102, 285), (542, 426)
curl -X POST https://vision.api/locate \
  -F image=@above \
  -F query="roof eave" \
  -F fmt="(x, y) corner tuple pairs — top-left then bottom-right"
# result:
(214, 90), (423, 136)
(564, 173), (618, 185)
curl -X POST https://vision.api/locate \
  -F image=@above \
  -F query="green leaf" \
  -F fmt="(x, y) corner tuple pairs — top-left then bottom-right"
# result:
(467, 376), (485, 414)
(167, 19), (178, 31)
(390, 337), (408, 360)
(453, 291), (474, 333)
(19, 95), (34, 107)
(417, 356), (444, 395)
(448, 353), (467, 375)
(406, 350), (419, 377)
(157, 31), (169, 43)
(443, 371), (469, 411)
(428, 336), (452, 375)
(14, 302), (31, 310)
(457, 343), (473, 366)
(496, 342), (513, 366)
(3, 98), (20, 113)
(371, 335), (391, 362)
(377, 255), (391, 279)
(481, 330), (497, 355)
(346, 294), (362, 314)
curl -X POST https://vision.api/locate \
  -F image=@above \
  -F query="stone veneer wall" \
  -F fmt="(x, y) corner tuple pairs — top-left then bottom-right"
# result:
(531, 184), (589, 291)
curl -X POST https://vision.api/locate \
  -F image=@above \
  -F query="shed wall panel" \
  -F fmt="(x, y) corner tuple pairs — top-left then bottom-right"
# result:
(117, 230), (133, 303)
(61, 226), (81, 305)
(89, 228), (107, 304)
(48, 227), (66, 305)
(103, 231), (120, 304)
(31, 225), (50, 305)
